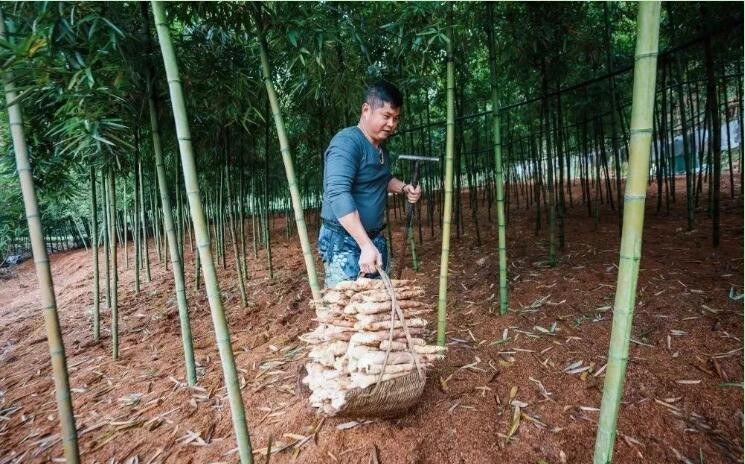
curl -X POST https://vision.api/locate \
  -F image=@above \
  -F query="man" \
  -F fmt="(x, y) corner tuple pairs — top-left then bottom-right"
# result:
(318, 80), (422, 288)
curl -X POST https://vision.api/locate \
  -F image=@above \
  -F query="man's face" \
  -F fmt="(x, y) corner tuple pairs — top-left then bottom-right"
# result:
(360, 101), (401, 144)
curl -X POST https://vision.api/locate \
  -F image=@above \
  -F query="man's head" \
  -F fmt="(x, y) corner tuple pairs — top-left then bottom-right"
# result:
(358, 80), (403, 146)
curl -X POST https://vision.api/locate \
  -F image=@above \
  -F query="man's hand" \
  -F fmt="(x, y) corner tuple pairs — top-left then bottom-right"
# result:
(359, 242), (382, 275)
(403, 184), (422, 204)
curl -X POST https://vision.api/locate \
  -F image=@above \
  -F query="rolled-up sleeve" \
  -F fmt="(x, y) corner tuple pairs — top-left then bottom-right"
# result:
(325, 141), (359, 219)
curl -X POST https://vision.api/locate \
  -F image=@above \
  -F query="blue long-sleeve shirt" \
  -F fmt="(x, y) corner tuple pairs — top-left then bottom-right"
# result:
(321, 126), (392, 232)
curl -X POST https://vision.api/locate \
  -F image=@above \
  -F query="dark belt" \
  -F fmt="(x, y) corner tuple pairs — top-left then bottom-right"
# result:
(322, 220), (385, 239)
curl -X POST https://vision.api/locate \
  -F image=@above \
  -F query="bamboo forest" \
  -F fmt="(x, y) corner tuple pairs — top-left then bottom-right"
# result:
(0, 2), (743, 463)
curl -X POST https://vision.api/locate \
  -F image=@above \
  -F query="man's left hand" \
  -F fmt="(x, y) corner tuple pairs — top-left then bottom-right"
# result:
(403, 184), (422, 204)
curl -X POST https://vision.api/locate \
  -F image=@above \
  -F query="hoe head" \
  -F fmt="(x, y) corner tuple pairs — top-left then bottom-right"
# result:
(397, 154), (440, 163)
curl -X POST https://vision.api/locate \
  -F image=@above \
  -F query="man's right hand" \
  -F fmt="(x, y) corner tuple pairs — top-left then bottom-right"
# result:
(359, 242), (382, 275)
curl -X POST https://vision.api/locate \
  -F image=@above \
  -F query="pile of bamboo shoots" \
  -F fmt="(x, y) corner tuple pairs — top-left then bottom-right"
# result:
(300, 277), (445, 415)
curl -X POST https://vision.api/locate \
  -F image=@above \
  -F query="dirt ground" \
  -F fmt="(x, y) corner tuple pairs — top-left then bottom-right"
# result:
(0, 178), (742, 464)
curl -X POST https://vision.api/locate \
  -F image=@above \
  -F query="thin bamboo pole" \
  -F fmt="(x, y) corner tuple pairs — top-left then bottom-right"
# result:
(0, 10), (80, 461)
(252, 7), (321, 302)
(486, 3), (508, 315)
(149, 88), (198, 385)
(226, 163), (248, 307)
(123, 179), (129, 269)
(134, 141), (141, 294)
(90, 167), (100, 341)
(674, 56), (694, 230)
(103, 168), (111, 307)
(437, 6), (455, 346)
(703, 32), (721, 247)
(107, 168), (119, 360)
(139, 159), (151, 282)
(593, 3), (661, 462)
(142, 1), (197, 385)
(151, 3), (253, 462)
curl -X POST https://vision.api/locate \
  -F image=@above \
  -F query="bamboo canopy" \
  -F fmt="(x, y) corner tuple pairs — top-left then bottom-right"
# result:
(593, 2), (661, 462)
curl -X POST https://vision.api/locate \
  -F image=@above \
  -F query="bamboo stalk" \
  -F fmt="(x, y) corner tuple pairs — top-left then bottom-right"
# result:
(437, 6), (455, 346)
(142, 1), (197, 385)
(486, 3), (508, 315)
(139, 159), (151, 282)
(123, 178), (129, 269)
(151, 3), (253, 462)
(134, 138), (141, 294)
(0, 10), (80, 461)
(149, 89), (197, 385)
(103, 168), (111, 307)
(703, 29), (721, 247)
(252, 6), (320, 301)
(225, 163), (248, 307)
(593, 3), (661, 462)
(107, 168), (119, 360)
(90, 167), (100, 341)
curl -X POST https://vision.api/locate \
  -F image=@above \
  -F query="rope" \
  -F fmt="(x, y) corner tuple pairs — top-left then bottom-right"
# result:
(367, 266), (424, 397)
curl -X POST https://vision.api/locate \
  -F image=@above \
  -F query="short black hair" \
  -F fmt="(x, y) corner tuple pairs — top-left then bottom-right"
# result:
(364, 80), (403, 110)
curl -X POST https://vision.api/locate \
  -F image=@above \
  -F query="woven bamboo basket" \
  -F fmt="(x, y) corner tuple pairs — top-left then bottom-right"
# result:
(296, 361), (426, 418)
(299, 268), (430, 418)
(335, 368), (425, 418)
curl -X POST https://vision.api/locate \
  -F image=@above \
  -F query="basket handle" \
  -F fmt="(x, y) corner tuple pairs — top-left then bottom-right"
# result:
(374, 266), (424, 383)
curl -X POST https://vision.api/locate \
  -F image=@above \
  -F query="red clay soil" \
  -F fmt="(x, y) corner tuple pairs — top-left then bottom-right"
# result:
(0, 178), (742, 464)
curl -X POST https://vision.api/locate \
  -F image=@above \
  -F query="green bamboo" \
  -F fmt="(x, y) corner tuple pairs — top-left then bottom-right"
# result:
(107, 168), (119, 360)
(437, 7), (455, 346)
(226, 164), (248, 307)
(151, 3), (253, 462)
(673, 56), (694, 231)
(252, 8), (321, 301)
(703, 32), (721, 247)
(251, 180), (258, 259)
(103, 168), (111, 307)
(134, 147), (141, 294)
(487, 3), (509, 315)
(262, 113), (273, 279)
(593, 3), (661, 462)
(604, 3), (623, 236)
(542, 70), (557, 267)
(123, 179), (129, 269)
(238, 165), (248, 279)
(139, 159), (151, 282)
(0, 10), (80, 461)
(90, 167), (100, 341)
(149, 87), (198, 385)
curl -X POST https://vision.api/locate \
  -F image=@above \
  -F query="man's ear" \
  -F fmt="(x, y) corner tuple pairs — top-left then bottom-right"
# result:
(360, 102), (370, 116)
